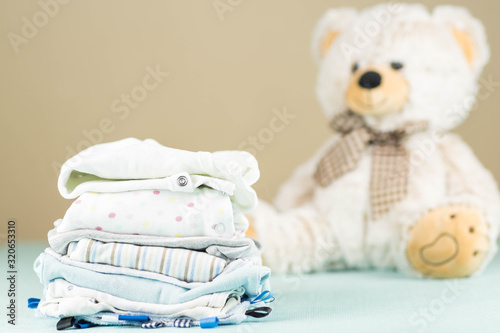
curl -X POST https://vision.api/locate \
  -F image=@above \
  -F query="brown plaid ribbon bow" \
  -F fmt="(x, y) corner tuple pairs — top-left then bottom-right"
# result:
(314, 111), (428, 219)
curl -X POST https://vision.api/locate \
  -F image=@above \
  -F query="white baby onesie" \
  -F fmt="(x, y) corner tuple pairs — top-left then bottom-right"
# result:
(40, 279), (241, 319)
(58, 138), (260, 213)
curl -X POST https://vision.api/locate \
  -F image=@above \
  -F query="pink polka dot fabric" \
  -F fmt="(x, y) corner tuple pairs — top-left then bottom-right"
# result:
(59, 187), (247, 238)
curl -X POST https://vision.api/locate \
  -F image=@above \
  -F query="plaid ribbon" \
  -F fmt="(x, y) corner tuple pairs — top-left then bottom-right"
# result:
(314, 111), (428, 219)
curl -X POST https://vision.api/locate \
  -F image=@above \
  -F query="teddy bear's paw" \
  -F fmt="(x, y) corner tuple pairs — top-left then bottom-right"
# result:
(406, 205), (490, 278)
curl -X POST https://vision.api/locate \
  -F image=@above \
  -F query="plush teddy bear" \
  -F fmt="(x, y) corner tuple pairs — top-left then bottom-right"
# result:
(249, 3), (500, 278)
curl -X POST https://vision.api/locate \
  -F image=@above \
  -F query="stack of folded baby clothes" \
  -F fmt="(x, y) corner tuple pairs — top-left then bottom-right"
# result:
(32, 138), (273, 330)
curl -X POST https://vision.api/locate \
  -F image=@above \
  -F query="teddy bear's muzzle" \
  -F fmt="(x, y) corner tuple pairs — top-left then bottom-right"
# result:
(345, 66), (409, 116)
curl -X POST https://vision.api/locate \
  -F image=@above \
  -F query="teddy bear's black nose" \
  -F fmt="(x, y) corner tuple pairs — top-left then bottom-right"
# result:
(358, 71), (382, 89)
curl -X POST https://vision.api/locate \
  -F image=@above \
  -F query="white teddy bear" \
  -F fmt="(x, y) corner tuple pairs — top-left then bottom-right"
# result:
(250, 3), (500, 278)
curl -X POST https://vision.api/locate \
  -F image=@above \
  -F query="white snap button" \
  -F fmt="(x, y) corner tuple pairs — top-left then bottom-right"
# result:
(177, 176), (188, 187)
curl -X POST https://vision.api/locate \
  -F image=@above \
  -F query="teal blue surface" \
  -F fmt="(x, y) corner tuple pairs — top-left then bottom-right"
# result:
(1, 242), (500, 332)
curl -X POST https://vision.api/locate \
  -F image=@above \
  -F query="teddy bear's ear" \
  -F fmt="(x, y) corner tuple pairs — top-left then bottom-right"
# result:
(311, 8), (358, 64)
(433, 6), (490, 75)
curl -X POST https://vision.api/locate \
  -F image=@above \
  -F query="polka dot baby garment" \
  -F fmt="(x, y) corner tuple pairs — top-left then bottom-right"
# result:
(59, 187), (242, 238)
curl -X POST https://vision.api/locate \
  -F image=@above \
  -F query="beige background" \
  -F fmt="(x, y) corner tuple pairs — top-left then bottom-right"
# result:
(1, 0), (499, 240)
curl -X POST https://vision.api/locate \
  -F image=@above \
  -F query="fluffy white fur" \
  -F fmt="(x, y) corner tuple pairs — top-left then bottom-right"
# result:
(251, 3), (500, 275)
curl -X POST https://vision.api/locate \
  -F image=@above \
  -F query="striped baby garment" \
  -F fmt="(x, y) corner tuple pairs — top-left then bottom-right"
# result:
(67, 239), (227, 283)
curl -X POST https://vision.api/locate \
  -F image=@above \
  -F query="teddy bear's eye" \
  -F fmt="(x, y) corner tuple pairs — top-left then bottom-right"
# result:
(391, 62), (404, 70)
(352, 63), (359, 73)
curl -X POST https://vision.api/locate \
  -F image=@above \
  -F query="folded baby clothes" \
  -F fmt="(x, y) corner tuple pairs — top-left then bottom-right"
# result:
(40, 279), (243, 319)
(32, 138), (273, 330)
(66, 239), (227, 283)
(58, 187), (246, 238)
(38, 247), (263, 291)
(61, 297), (270, 329)
(48, 227), (263, 262)
(35, 249), (270, 305)
(58, 138), (259, 213)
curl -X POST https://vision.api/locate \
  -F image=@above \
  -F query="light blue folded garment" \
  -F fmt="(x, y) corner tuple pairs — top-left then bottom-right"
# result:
(41, 247), (257, 289)
(34, 250), (271, 305)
